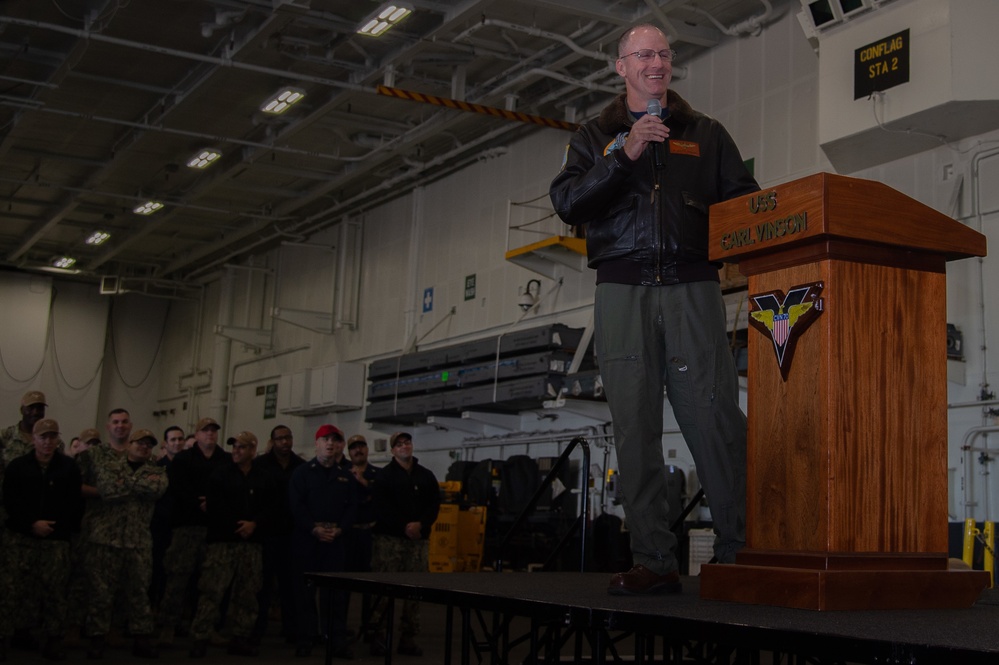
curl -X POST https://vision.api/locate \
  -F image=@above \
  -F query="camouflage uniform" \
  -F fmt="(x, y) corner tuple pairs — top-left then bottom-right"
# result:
(158, 444), (230, 631)
(189, 543), (263, 641)
(66, 444), (125, 627)
(0, 423), (32, 534)
(0, 423), (33, 466)
(0, 449), (81, 639)
(368, 454), (440, 642)
(0, 423), (64, 469)
(0, 533), (72, 638)
(189, 458), (276, 641)
(159, 525), (207, 624)
(369, 534), (429, 638)
(84, 450), (167, 638)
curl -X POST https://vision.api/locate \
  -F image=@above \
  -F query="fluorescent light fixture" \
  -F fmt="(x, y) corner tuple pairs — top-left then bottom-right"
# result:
(133, 201), (164, 215)
(53, 256), (76, 269)
(187, 148), (222, 169)
(85, 230), (111, 246)
(260, 87), (305, 115)
(357, 3), (413, 37)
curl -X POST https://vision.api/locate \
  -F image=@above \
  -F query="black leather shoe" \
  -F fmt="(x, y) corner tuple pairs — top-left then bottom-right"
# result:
(132, 637), (159, 659)
(188, 640), (208, 658)
(86, 636), (106, 660)
(607, 564), (682, 595)
(41, 638), (67, 661)
(397, 638), (422, 656)
(227, 637), (259, 657)
(332, 644), (355, 659)
(369, 635), (387, 657)
(10, 633), (38, 651)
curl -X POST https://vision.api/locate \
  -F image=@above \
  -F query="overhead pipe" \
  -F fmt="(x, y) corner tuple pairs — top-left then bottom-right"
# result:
(7, 4), (748, 282)
(451, 20), (613, 94)
(452, 18), (615, 66)
(0, 15), (370, 95)
(641, 0), (686, 44)
(82, 116), (399, 273)
(118, 88), (513, 277)
(0, 174), (295, 222)
(7, 13), (629, 278)
(0, 75), (58, 90)
(963, 426), (999, 521)
(490, 68), (620, 97)
(950, 399), (999, 410)
(453, 19), (633, 103)
(532, 60), (688, 115)
(208, 269), (236, 428)
(5, 13), (622, 264)
(183, 143), (510, 282)
(184, 283), (208, 434)
(201, 9), (247, 38)
(684, 0), (776, 37)
(179, 123), (516, 280)
(0, 98), (350, 163)
(3, 10), (301, 265)
(225, 344), (310, 437)
(262, 24), (628, 252)
(970, 147), (999, 398)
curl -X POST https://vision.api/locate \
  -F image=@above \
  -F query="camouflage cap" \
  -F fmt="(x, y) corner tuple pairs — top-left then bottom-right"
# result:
(21, 390), (47, 407)
(232, 431), (258, 447)
(389, 431), (413, 448)
(195, 417), (220, 432)
(129, 428), (158, 445)
(79, 428), (102, 445)
(32, 418), (59, 436)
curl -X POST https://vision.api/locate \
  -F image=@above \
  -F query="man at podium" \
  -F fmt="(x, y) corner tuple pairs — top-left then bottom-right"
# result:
(550, 23), (758, 595)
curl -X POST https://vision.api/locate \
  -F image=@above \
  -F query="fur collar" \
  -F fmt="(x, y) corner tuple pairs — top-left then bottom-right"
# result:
(595, 89), (696, 134)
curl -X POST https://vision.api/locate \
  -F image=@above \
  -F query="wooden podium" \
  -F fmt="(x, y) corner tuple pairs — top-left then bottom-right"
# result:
(700, 173), (989, 610)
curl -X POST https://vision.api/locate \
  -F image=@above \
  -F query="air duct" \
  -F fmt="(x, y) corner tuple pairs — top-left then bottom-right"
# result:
(814, 0), (999, 173)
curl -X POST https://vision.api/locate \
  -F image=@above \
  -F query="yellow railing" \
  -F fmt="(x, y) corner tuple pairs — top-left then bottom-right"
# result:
(962, 518), (995, 587)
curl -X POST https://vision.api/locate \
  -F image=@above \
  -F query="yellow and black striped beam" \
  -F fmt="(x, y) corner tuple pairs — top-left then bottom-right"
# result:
(376, 85), (579, 132)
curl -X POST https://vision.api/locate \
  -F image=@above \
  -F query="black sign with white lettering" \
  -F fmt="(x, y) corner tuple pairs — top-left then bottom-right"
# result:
(854, 29), (909, 99)
(263, 383), (278, 419)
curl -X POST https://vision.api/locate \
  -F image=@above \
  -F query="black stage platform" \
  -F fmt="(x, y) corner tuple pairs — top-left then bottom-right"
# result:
(309, 571), (999, 664)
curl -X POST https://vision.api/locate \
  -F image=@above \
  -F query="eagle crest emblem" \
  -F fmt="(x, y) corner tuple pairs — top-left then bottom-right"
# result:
(748, 282), (824, 381)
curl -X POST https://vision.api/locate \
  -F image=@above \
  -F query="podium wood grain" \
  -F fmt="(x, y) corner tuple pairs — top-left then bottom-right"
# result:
(701, 173), (989, 609)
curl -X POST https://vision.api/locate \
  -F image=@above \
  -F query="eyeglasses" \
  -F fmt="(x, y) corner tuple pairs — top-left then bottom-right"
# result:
(619, 48), (678, 63)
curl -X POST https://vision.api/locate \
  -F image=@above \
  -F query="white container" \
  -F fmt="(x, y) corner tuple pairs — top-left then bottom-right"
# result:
(687, 528), (715, 576)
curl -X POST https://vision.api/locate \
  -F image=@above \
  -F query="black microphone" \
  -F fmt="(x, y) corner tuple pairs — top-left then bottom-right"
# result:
(646, 98), (667, 170)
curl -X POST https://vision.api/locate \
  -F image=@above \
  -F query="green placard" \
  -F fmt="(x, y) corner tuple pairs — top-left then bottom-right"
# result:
(464, 274), (476, 301)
